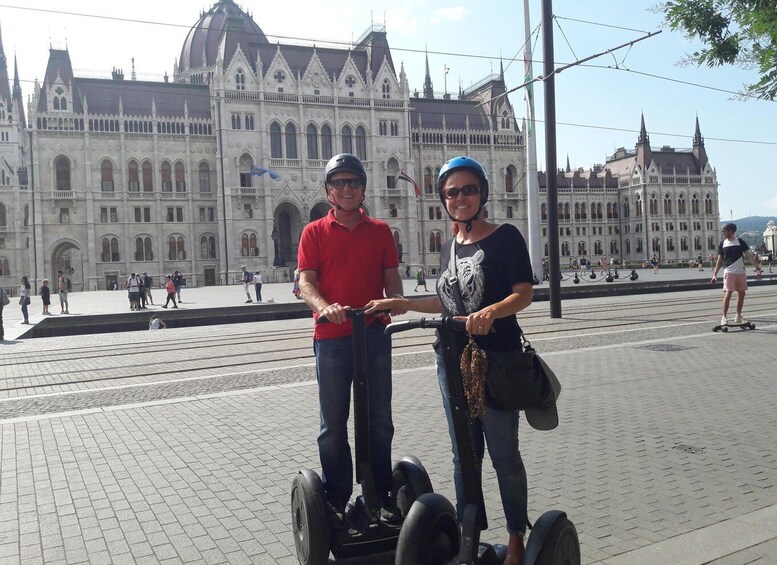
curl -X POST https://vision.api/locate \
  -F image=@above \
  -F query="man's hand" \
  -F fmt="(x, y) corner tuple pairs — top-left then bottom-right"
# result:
(319, 302), (350, 324)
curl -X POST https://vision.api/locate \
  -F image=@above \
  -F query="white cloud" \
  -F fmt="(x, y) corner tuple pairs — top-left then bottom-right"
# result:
(385, 8), (419, 35)
(431, 7), (469, 25)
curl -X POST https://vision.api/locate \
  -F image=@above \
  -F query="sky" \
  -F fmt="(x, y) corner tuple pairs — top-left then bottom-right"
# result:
(1, 0), (775, 222)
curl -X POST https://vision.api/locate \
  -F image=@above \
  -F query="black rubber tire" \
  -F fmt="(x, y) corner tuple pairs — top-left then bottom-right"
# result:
(392, 456), (434, 517)
(394, 493), (460, 565)
(722, 326), (728, 332)
(291, 470), (330, 565)
(526, 512), (580, 565)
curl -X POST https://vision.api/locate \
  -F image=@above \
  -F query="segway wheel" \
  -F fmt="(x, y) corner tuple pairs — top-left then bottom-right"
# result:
(722, 326), (728, 332)
(392, 456), (434, 517)
(291, 470), (331, 565)
(524, 511), (580, 565)
(395, 493), (460, 565)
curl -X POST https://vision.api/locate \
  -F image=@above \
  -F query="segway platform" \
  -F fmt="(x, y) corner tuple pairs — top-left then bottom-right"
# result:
(712, 320), (755, 332)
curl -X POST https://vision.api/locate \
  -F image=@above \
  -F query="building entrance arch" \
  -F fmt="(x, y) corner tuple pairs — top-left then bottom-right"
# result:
(272, 203), (302, 266)
(50, 240), (84, 291)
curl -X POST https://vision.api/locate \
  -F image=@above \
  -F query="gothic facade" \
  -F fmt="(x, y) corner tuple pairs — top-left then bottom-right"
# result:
(0, 0), (525, 291)
(538, 115), (720, 265)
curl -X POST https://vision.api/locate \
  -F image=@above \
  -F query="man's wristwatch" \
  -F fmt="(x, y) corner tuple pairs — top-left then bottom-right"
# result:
(390, 293), (404, 299)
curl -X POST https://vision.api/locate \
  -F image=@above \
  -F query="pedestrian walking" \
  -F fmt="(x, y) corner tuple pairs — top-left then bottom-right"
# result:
(254, 271), (263, 302)
(414, 265), (428, 292)
(20, 276), (31, 324)
(40, 279), (51, 314)
(172, 271), (184, 302)
(162, 275), (178, 308)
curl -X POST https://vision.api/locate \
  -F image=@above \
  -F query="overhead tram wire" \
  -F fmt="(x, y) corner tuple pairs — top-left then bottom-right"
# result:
(8, 5), (777, 146)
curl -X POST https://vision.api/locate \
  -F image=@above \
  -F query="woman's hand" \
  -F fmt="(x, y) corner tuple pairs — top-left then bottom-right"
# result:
(465, 309), (496, 335)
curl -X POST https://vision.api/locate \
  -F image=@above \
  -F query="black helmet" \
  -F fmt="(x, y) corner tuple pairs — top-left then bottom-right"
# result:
(324, 153), (367, 187)
(437, 156), (489, 207)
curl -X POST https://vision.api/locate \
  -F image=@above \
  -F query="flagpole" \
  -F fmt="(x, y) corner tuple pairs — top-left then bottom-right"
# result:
(524, 0), (542, 280)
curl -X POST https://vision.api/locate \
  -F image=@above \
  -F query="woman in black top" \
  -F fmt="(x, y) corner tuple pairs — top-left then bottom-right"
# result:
(366, 156), (534, 564)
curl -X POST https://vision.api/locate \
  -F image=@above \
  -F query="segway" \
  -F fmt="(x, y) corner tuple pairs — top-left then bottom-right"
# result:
(386, 317), (581, 565)
(291, 309), (434, 565)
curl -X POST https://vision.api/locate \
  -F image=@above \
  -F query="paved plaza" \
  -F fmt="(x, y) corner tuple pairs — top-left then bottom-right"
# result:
(1, 271), (776, 564)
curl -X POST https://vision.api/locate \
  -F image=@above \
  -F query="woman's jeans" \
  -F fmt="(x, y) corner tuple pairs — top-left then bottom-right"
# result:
(436, 352), (528, 535)
(314, 323), (394, 510)
(21, 300), (28, 322)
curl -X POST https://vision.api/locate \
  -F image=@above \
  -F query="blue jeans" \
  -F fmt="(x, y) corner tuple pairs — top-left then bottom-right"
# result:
(436, 352), (528, 535)
(21, 300), (29, 323)
(314, 323), (394, 509)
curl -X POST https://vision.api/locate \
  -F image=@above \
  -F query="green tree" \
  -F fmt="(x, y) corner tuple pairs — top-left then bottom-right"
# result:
(660, 0), (777, 99)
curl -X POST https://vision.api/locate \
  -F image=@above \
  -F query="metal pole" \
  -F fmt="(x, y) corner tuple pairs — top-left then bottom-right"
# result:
(524, 0), (542, 280)
(543, 0), (561, 318)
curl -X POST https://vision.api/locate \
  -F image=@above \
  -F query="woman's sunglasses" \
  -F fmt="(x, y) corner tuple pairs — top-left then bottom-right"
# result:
(442, 184), (480, 199)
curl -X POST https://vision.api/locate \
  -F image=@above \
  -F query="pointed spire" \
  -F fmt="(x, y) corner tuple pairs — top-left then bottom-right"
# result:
(637, 112), (649, 145)
(499, 55), (505, 81)
(565, 155), (571, 173)
(423, 47), (433, 99)
(693, 114), (703, 146)
(12, 54), (21, 98)
(131, 57), (136, 81)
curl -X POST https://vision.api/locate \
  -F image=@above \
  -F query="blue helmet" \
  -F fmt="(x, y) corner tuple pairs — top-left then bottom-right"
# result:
(437, 156), (489, 207)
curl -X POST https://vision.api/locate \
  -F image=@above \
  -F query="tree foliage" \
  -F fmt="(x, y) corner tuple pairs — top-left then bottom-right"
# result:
(661, 0), (777, 99)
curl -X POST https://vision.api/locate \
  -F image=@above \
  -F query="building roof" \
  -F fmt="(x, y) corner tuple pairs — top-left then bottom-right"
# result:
(409, 97), (492, 131)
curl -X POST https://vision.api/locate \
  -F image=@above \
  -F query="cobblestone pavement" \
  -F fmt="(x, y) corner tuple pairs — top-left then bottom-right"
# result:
(1, 284), (777, 564)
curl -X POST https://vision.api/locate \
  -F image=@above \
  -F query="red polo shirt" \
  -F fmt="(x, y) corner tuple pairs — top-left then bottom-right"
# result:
(298, 209), (399, 339)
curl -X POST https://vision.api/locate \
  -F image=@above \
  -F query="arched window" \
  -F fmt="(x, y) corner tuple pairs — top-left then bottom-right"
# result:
(60, 97), (67, 111)
(239, 154), (253, 188)
(625, 239), (631, 254)
(321, 124), (333, 160)
(564, 203), (570, 221)
(142, 160), (153, 192)
(623, 198), (630, 218)
(606, 203), (613, 219)
(128, 160), (139, 191)
(664, 194), (672, 215)
(341, 125), (353, 154)
(200, 235), (217, 259)
(285, 123), (298, 159)
(561, 242), (570, 256)
(635, 194), (643, 216)
(270, 122), (282, 158)
(198, 162), (210, 193)
(578, 241), (587, 256)
(505, 165), (516, 193)
(611, 201), (619, 218)
(240, 232), (258, 257)
(53, 97), (60, 110)
(594, 241), (603, 255)
(0, 258), (9, 276)
(174, 162), (186, 192)
(649, 194), (658, 216)
(354, 126), (366, 160)
(678, 194), (686, 215)
(691, 194), (700, 215)
(429, 231), (442, 253)
(101, 237), (120, 262)
(574, 203), (581, 221)
(580, 203), (586, 220)
(590, 203), (596, 220)
(161, 161), (172, 191)
(382, 78), (390, 99)
(306, 124), (319, 160)
(235, 69), (245, 91)
(245, 114), (254, 130)
(168, 236), (186, 260)
(135, 237), (153, 261)
(55, 156), (71, 191)
(0, 203), (5, 227)
(705, 193), (713, 215)
(23, 204), (29, 226)
(100, 160), (114, 191)
(424, 167), (434, 194)
(541, 203), (547, 220)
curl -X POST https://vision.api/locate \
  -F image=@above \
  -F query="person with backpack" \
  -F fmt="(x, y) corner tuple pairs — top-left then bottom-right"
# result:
(239, 265), (253, 303)
(711, 223), (761, 325)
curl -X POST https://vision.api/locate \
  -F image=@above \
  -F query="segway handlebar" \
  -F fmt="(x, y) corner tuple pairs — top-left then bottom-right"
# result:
(316, 307), (390, 324)
(384, 317), (467, 335)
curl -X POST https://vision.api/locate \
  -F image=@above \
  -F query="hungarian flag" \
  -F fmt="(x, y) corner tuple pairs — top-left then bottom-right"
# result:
(398, 170), (421, 197)
(250, 166), (281, 180)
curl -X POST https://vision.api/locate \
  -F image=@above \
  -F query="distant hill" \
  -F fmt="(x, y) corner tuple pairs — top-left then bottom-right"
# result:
(730, 216), (777, 233)
(728, 216), (776, 250)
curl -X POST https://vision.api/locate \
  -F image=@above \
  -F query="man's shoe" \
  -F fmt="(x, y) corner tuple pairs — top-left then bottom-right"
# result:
(245, 300), (252, 303)
(734, 315), (744, 324)
(380, 501), (403, 524)
(720, 316), (728, 326)
(162, 305), (167, 308)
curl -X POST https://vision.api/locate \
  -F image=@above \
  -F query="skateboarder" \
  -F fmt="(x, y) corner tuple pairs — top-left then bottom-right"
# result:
(711, 223), (760, 326)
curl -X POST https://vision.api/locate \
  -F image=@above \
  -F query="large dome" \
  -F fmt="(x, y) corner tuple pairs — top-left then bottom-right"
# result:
(179, 0), (269, 77)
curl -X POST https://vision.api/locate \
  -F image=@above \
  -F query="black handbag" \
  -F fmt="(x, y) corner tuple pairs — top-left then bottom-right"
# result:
(484, 337), (552, 411)
(447, 238), (555, 415)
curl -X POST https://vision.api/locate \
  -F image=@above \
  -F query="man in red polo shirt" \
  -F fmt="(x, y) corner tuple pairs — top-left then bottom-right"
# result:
(297, 153), (405, 528)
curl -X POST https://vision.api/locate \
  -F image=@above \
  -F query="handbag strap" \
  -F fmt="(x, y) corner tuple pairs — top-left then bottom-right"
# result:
(447, 238), (467, 315)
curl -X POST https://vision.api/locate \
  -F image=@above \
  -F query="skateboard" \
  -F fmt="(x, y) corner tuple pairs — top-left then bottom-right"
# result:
(712, 320), (756, 332)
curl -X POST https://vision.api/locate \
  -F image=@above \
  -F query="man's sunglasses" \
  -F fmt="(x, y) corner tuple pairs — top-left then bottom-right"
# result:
(442, 184), (480, 199)
(328, 179), (364, 190)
